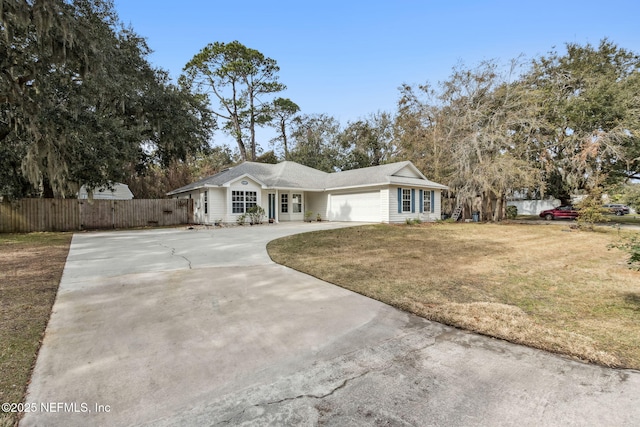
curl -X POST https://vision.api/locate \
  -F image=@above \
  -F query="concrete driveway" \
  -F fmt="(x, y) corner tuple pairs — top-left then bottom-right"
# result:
(22, 223), (640, 426)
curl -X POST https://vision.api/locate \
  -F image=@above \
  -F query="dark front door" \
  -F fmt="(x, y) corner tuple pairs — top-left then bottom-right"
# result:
(268, 193), (276, 220)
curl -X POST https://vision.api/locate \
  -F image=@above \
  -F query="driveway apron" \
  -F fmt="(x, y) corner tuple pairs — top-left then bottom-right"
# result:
(21, 223), (640, 426)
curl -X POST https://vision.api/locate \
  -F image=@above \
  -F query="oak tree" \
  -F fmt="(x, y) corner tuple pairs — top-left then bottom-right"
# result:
(1, 0), (212, 198)
(338, 112), (396, 170)
(522, 39), (640, 199)
(288, 114), (342, 172)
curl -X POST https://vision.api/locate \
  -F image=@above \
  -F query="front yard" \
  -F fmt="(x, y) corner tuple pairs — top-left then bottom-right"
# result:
(0, 233), (71, 427)
(268, 222), (640, 369)
(1, 222), (638, 426)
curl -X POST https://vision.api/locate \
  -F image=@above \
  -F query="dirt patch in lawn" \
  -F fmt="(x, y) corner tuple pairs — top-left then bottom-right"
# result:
(267, 222), (640, 369)
(0, 233), (71, 427)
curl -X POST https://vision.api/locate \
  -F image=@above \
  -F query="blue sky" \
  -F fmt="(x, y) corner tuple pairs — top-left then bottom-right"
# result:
(114, 0), (639, 147)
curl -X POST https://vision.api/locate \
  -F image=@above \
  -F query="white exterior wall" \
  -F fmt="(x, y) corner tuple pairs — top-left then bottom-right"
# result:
(388, 187), (442, 223)
(176, 188), (226, 225)
(193, 190), (206, 224)
(172, 183), (443, 224)
(209, 188), (226, 223)
(176, 184), (271, 225)
(260, 189), (270, 221)
(422, 190), (442, 222)
(380, 188), (390, 223)
(389, 187), (408, 223)
(306, 192), (328, 221)
(395, 165), (422, 178)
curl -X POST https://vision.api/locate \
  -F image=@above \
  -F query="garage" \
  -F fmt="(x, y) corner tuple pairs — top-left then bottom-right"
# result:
(328, 191), (381, 222)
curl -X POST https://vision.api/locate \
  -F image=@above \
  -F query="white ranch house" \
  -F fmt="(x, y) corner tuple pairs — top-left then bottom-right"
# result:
(167, 161), (447, 224)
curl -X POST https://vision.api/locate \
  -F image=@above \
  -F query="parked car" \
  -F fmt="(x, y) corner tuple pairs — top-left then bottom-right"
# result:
(602, 203), (630, 216)
(539, 205), (579, 220)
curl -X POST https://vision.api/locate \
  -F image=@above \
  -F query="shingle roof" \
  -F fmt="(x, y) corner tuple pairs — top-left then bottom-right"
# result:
(167, 160), (446, 195)
(264, 161), (329, 189)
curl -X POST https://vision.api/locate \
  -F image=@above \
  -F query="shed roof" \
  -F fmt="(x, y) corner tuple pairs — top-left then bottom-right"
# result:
(79, 183), (134, 199)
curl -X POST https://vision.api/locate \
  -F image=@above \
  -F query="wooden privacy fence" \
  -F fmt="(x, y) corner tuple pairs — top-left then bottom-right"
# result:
(0, 199), (194, 233)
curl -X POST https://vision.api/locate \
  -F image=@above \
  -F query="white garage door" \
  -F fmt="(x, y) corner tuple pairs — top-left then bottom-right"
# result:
(329, 191), (381, 222)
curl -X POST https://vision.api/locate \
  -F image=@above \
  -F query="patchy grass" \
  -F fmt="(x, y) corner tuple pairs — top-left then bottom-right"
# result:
(0, 233), (71, 427)
(268, 223), (640, 369)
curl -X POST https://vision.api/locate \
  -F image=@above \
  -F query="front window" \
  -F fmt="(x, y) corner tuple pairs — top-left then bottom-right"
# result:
(204, 190), (208, 214)
(423, 190), (431, 213)
(402, 189), (411, 213)
(292, 193), (302, 213)
(232, 190), (257, 214)
(281, 194), (288, 213)
(246, 191), (257, 211)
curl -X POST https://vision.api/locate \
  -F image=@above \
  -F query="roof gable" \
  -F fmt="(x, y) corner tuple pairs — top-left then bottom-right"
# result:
(393, 164), (423, 179)
(225, 173), (267, 188)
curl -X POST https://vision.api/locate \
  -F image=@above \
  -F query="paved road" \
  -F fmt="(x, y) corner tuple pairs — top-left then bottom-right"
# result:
(21, 223), (640, 426)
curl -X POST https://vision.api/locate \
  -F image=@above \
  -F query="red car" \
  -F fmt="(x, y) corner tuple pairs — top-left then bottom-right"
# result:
(539, 205), (579, 220)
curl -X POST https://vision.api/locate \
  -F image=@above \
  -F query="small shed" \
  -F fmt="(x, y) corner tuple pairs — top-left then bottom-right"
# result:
(78, 183), (134, 200)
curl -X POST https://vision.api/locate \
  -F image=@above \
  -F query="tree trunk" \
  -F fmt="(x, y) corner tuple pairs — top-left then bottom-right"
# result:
(481, 193), (491, 221)
(493, 192), (503, 221)
(42, 177), (54, 198)
(235, 134), (247, 162)
(281, 120), (289, 159)
(249, 93), (257, 161)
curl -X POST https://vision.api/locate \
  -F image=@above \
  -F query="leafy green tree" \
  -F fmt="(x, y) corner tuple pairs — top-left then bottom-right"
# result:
(140, 72), (215, 169)
(268, 97), (300, 159)
(1, 0), (212, 199)
(255, 150), (279, 164)
(288, 114), (342, 172)
(338, 112), (395, 170)
(522, 39), (640, 197)
(181, 41), (286, 162)
(576, 174), (609, 230)
(2, 0), (114, 197)
(394, 41), (640, 219)
(0, 129), (36, 199)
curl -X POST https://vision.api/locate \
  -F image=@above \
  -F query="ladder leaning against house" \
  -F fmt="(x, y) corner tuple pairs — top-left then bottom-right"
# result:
(450, 205), (463, 221)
